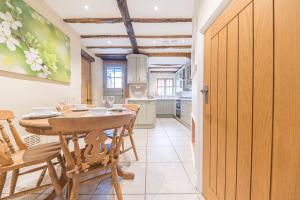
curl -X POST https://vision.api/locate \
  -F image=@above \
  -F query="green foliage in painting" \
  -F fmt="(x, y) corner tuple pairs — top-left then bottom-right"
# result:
(0, 0), (71, 83)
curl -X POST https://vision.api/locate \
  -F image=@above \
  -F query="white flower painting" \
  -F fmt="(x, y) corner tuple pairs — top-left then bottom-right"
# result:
(0, 0), (71, 83)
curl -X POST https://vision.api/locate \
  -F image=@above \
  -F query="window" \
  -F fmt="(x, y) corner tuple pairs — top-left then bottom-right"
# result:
(157, 78), (174, 97)
(106, 66), (122, 88)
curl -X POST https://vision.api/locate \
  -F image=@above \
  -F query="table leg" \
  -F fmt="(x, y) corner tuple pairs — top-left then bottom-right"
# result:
(117, 165), (135, 180)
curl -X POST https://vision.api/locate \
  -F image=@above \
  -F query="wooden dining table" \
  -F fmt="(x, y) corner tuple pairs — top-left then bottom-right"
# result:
(19, 109), (136, 200)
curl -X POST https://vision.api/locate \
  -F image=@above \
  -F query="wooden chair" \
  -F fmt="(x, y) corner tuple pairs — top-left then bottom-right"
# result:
(105, 104), (140, 160)
(0, 110), (65, 200)
(48, 114), (133, 200)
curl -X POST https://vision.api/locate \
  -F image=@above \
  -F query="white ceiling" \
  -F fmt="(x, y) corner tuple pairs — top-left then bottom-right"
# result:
(44, 0), (194, 66)
(44, 0), (121, 18)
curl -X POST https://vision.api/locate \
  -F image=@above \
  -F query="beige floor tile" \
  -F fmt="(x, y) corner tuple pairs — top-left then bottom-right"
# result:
(147, 136), (172, 147)
(88, 194), (145, 200)
(165, 130), (189, 137)
(133, 129), (148, 137)
(146, 163), (196, 194)
(96, 163), (146, 195)
(169, 136), (192, 147)
(119, 147), (147, 163)
(148, 130), (167, 136)
(146, 194), (200, 200)
(174, 147), (194, 162)
(182, 162), (198, 187)
(147, 147), (179, 163)
(124, 136), (148, 147)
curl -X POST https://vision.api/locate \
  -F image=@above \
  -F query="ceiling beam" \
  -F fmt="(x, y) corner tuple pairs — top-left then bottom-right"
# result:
(150, 71), (176, 74)
(86, 45), (191, 49)
(64, 18), (192, 24)
(81, 49), (95, 62)
(96, 54), (127, 60)
(63, 18), (123, 23)
(148, 67), (181, 70)
(131, 18), (192, 23)
(116, 0), (139, 54)
(96, 53), (191, 59)
(145, 52), (191, 58)
(81, 34), (192, 39)
(150, 64), (184, 66)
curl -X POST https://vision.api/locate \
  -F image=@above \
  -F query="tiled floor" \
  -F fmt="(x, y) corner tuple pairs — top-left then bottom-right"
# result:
(2, 118), (201, 200)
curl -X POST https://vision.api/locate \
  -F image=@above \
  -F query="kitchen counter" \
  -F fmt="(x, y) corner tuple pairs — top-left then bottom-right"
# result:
(126, 98), (156, 101)
(126, 99), (156, 128)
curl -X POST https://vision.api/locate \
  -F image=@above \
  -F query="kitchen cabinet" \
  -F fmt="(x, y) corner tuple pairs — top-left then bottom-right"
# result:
(127, 99), (156, 128)
(181, 100), (192, 127)
(175, 63), (192, 92)
(127, 54), (148, 84)
(156, 99), (175, 116)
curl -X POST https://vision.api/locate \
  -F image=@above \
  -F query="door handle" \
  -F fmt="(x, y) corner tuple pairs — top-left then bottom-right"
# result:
(201, 85), (209, 104)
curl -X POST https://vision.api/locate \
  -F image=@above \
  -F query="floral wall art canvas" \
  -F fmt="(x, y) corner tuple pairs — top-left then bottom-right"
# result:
(0, 0), (71, 83)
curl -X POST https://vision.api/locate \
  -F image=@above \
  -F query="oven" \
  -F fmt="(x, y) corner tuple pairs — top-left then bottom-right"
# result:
(176, 99), (181, 118)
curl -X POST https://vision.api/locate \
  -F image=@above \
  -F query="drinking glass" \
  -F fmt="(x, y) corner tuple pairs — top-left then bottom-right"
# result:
(101, 96), (107, 107)
(107, 96), (115, 108)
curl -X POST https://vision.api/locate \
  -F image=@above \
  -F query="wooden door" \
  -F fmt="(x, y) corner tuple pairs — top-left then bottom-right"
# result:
(271, 0), (300, 199)
(81, 56), (92, 104)
(203, 0), (300, 200)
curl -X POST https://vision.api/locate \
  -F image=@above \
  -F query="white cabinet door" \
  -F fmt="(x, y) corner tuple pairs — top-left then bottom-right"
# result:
(127, 58), (137, 83)
(156, 100), (163, 115)
(138, 57), (148, 83)
(146, 101), (156, 124)
(164, 100), (175, 115)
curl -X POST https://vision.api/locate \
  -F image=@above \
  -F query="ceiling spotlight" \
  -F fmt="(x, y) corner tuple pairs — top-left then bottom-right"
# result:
(107, 40), (112, 44)
(154, 5), (159, 11)
(84, 5), (89, 10)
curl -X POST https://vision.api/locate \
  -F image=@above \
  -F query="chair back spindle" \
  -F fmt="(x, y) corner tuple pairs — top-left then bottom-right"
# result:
(0, 139), (13, 167)
(49, 114), (132, 175)
(0, 110), (27, 154)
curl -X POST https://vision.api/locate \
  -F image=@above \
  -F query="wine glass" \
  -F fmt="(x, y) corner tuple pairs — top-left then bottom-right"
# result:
(107, 96), (115, 108)
(101, 96), (107, 107)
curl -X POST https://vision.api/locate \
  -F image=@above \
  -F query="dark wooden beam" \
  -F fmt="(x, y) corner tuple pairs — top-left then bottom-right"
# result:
(86, 45), (192, 49)
(96, 53), (191, 59)
(145, 52), (191, 58)
(148, 67), (181, 70)
(63, 18), (123, 24)
(87, 46), (132, 49)
(81, 49), (95, 62)
(95, 54), (127, 60)
(116, 0), (139, 54)
(64, 18), (192, 24)
(131, 18), (192, 23)
(150, 71), (176, 74)
(150, 64), (184, 66)
(81, 34), (192, 39)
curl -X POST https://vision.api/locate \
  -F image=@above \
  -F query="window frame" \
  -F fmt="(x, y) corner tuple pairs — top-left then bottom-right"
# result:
(157, 78), (175, 97)
(106, 65), (123, 89)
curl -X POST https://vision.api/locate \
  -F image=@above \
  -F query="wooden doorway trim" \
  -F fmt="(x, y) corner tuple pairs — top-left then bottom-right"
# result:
(81, 50), (94, 104)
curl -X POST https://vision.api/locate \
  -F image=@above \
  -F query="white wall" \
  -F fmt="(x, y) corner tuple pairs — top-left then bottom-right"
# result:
(0, 0), (103, 136)
(148, 72), (176, 97)
(192, 0), (230, 196)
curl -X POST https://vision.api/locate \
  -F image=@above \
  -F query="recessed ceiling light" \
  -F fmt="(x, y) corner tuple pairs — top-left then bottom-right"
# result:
(182, 40), (186, 43)
(84, 5), (89, 10)
(154, 5), (159, 11)
(107, 40), (112, 44)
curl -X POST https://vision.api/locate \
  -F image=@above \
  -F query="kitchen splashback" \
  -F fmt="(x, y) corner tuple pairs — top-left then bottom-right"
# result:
(129, 83), (148, 98)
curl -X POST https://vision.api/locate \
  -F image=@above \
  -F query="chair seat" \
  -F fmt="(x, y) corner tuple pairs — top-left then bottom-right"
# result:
(105, 129), (129, 138)
(1, 142), (61, 172)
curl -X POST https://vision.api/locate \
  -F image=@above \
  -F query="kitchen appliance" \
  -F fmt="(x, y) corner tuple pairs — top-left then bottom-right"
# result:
(176, 99), (181, 118)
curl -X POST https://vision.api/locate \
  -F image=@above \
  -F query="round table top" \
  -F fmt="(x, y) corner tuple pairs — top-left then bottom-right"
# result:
(19, 110), (135, 136)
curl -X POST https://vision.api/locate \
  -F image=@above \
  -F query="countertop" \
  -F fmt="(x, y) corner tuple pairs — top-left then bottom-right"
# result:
(126, 98), (157, 101)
